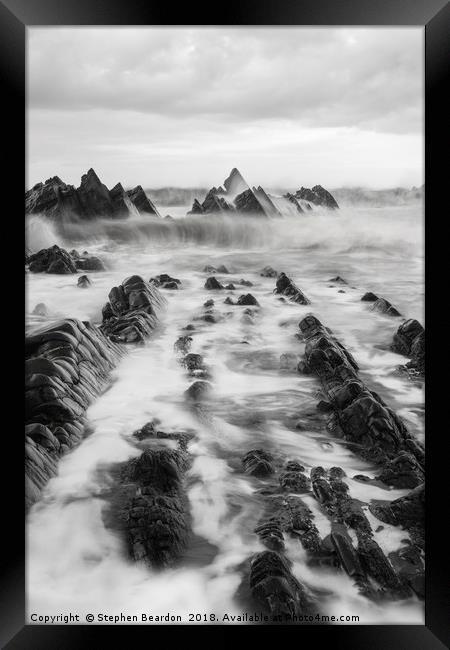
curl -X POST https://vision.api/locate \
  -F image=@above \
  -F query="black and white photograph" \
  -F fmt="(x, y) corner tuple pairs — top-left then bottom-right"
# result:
(24, 25), (427, 627)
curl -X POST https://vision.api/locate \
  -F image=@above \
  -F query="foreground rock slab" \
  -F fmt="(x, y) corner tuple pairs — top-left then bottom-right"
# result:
(26, 276), (165, 509)
(25, 319), (124, 508)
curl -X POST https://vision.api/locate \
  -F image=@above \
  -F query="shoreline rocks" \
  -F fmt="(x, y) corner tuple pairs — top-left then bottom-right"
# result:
(101, 275), (166, 343)
(275, 273), (310, 305)
(298, 313), (423, 472)
(25, 318), (124, 509)
(391, 319), (425, 375)
(27, 245), (77, 274)
(77, 274), (91, 288)
(27, 245), (107, 274)
(26, 168), (160, 220)
(204, 276), (224, 290)
(122, 446), (191, 567)
(296, 312), (424, 594)
(26, 275), (166, 509)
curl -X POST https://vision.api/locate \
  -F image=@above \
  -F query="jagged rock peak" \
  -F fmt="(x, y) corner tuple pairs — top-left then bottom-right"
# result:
(126, 185), (161, 217)
(26, 169), (160, 220)
(80, 167), (103, 187)
(223, 168), (249, 196)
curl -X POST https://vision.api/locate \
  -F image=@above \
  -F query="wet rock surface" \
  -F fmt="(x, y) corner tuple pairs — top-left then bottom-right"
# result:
(25, 318), (124, 508)
(242, 449), (275, 477)
(247, 550), (312, 618)
(391, 319), (425, 375)
(26, 251), (425, 620)
(370, 298), (402, 317)
(298, 313), (423, 468)
(77, 274), (91, 288)
(150, 273), (182, 289)
(28, 245), (78, 274)
(121, 447), (191, 567)
(361, 292), (378, 302)
(237, 293), (260, 306)
(101, 275), (166, 343)
(275, 272), (310, 305)
(25, 273), (166, 507)
(295, 312), (425, 597)
(204, 276), (224, 290)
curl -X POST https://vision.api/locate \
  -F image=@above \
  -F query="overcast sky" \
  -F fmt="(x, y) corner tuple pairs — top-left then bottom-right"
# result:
(27, 27), (423, 190)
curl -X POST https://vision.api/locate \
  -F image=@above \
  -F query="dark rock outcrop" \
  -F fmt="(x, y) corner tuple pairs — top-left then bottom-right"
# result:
(25, 168), (160, 220)
(279, 461), (311, 493)
(26, 275), (166, 509)
(361, 292), (378, 302)
(253, 186), (282, 217)
(188, 169), (281, 218)
(310, 467), (412, 599)
(248, 550), (312, 618)
(25, 176), (83, 218)
(25, 319), (124, 509)
(174, 335), (193, 354)
(284, 192), (304, 214)
(298, 313), (424, 471)
(204, 276), (224, 290)
(255, 519), (285, 552)
(391, 319), (425, 375)
(234, 189), (267, 216)
(184, 380), (212, 402)
(101, 275), (166, 343)
(370, 298), (402, 317)
(76, 168), (118, 218)
(237, 294), (260, 307)
(27, 245), (77, 274)
(295, 185), (339, 209)
(370, 484), (425, 549)
(110, 182), (139, 216)
(123, 448), (190, 567)
(150, 274), (181, 289)
(188, 199), (204, 215)
(126, 185), (161, 216)
(189, 189), (234, 215)
(77, 274), (91, 288)
(242, 450), (274, 477)
(375, 451), (424, 489)
(275, 273), (310, 305)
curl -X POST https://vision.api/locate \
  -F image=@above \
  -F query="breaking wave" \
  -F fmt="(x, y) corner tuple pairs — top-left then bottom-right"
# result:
(25, 205), (423, 258)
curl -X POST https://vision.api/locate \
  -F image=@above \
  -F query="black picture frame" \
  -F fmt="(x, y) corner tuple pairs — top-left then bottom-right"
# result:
(2, 0), (449, 647)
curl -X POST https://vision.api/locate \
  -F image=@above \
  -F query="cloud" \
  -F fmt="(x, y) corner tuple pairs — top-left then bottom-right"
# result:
(26, 27), (424, 188)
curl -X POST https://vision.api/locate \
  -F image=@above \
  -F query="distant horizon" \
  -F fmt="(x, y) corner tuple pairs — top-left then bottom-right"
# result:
(28, 27), (424, 190)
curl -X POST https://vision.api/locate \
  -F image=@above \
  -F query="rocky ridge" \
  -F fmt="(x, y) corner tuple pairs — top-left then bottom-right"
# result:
(26, 168), (161, 220)
(188, 168), (339, 217)
(25, 275), (166, 509)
